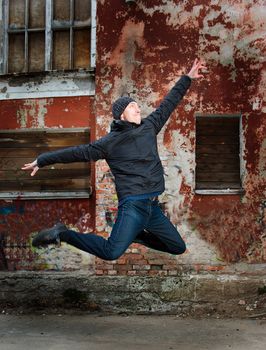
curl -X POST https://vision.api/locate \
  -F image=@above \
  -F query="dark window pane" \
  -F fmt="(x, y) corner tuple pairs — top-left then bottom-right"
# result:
(8, 33), (25, 73)
(53, 0), (70, 22)
(195, 116), (241, 190)
(73, 29), (90, 69)
(53, 31), (70, 70)
(29, 32), (45, 72)
(29, 0), (45, 28)
(9, 0), (25, 29)
(74, 0), (91, 22)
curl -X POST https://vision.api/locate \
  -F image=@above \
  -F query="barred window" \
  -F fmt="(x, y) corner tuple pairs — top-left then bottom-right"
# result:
(1, 0), (96, 74)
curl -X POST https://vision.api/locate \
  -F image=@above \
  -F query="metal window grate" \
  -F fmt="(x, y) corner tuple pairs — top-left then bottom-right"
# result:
(1, 0), (95, 74)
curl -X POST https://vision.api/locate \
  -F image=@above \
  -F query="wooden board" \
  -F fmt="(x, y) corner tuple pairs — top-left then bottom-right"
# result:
(0, 129), (91, 193)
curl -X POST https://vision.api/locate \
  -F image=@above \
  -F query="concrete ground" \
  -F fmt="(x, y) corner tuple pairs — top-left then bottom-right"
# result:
(0, 314), (266, 350)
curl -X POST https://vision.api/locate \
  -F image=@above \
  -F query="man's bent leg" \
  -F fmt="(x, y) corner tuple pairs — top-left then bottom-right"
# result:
(142, 201), (186, 255)
(60, 201), (148, 260)
(133, 229), (172, 253)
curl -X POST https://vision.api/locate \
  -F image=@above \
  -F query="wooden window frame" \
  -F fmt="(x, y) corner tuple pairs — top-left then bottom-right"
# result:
(0, 128), (92, 200)
(194, 113), (245, 195)
(0, 0), (96, 75)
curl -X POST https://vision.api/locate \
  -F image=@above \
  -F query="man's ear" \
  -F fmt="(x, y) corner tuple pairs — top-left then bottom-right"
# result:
(120, 113), (125, 121)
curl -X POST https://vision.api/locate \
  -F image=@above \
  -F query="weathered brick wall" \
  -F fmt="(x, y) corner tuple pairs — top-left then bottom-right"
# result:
(93, 0), (266, 275)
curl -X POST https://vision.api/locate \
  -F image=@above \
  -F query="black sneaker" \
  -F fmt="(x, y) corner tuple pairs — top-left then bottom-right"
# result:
(32, 223), (67, 247)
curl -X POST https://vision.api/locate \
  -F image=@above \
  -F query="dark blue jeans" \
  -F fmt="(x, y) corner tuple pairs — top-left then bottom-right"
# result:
(60, 198), (186, 260)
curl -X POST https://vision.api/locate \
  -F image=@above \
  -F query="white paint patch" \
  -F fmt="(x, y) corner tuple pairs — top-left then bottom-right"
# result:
(16, 110), (28, 128)
(177, 222), (224, 265)
(160, 129), (194, 219)
(138, 2), (203, 28)
(16, 99), (52, 128)
(198, 2), (266, 81)
(102, 83), (112, 94)
(220, 41), (234, 66)
(252, 97), (262, 111)
(33, 242), (95, 271)
(0, 71), (95, 100)
(258, 138), (266, 178)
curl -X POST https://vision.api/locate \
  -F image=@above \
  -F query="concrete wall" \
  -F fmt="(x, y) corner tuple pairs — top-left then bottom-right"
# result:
(0, 0), (265, 279)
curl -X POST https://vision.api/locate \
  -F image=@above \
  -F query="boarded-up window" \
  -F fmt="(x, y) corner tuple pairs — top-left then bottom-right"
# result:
(0, 129), (91, 199)
(3, 0), (93, 74)
(195, 116), (242, 191)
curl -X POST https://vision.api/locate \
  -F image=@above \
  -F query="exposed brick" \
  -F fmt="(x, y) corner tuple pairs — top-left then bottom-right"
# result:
(147, 258), (172, 265)
(132, 244), (148, 253)
(163, 264), (177, 270)
(127, 270), (137, 276)
(132, 264), (151, 270)
(124, 253), (143, 261)
(136, 270), (149, 276)
(114, 264), (133, 271)
(108, 270), (117, 275)
(116, 257), (127, 265)
(130, 259), (148, 265)
(150, 265), (163, 270)
(168, 270), (178, 276)
(131, 248), (141, 254)
(148, 270), (168, 276)
(96, 264), (114, 270)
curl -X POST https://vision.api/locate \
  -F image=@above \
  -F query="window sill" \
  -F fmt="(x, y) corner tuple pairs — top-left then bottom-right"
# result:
(195, 189), (245, 195)
(0, 191), (92, 200)
(0, 70), (95, 100)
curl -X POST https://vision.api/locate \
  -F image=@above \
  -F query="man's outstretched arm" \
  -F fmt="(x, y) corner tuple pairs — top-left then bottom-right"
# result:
(146, 58), (207, 134)
(22, 138), (107, 177)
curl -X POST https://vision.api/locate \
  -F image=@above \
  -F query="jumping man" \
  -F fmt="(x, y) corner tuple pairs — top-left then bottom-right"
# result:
(22, 59), (206, 260)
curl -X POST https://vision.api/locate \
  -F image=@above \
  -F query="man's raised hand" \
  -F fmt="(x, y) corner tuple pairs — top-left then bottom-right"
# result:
(187, 58), (207, 80)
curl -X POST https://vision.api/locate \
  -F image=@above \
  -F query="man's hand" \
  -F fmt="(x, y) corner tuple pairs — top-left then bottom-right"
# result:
(187, 58), (207, 79)
(21, 159), (39, 177)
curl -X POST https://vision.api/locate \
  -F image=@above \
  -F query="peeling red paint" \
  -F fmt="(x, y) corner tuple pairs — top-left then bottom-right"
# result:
(0, 95), (96, 270)
(0, 96), (94, 129)
(95, 0), (265, 266)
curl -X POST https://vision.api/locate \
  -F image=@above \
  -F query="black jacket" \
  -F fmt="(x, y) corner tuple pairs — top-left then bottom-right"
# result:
(37, 75), (192, 200)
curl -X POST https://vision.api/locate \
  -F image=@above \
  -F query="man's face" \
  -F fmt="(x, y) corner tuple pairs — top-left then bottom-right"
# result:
(120, 102), (141, 124)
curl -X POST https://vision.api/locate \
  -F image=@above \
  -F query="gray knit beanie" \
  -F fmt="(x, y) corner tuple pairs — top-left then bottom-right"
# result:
(112, 96), (135, 119)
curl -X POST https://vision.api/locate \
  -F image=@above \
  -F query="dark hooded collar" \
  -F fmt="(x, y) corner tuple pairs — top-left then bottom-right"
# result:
(110, 119), (141, 132)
